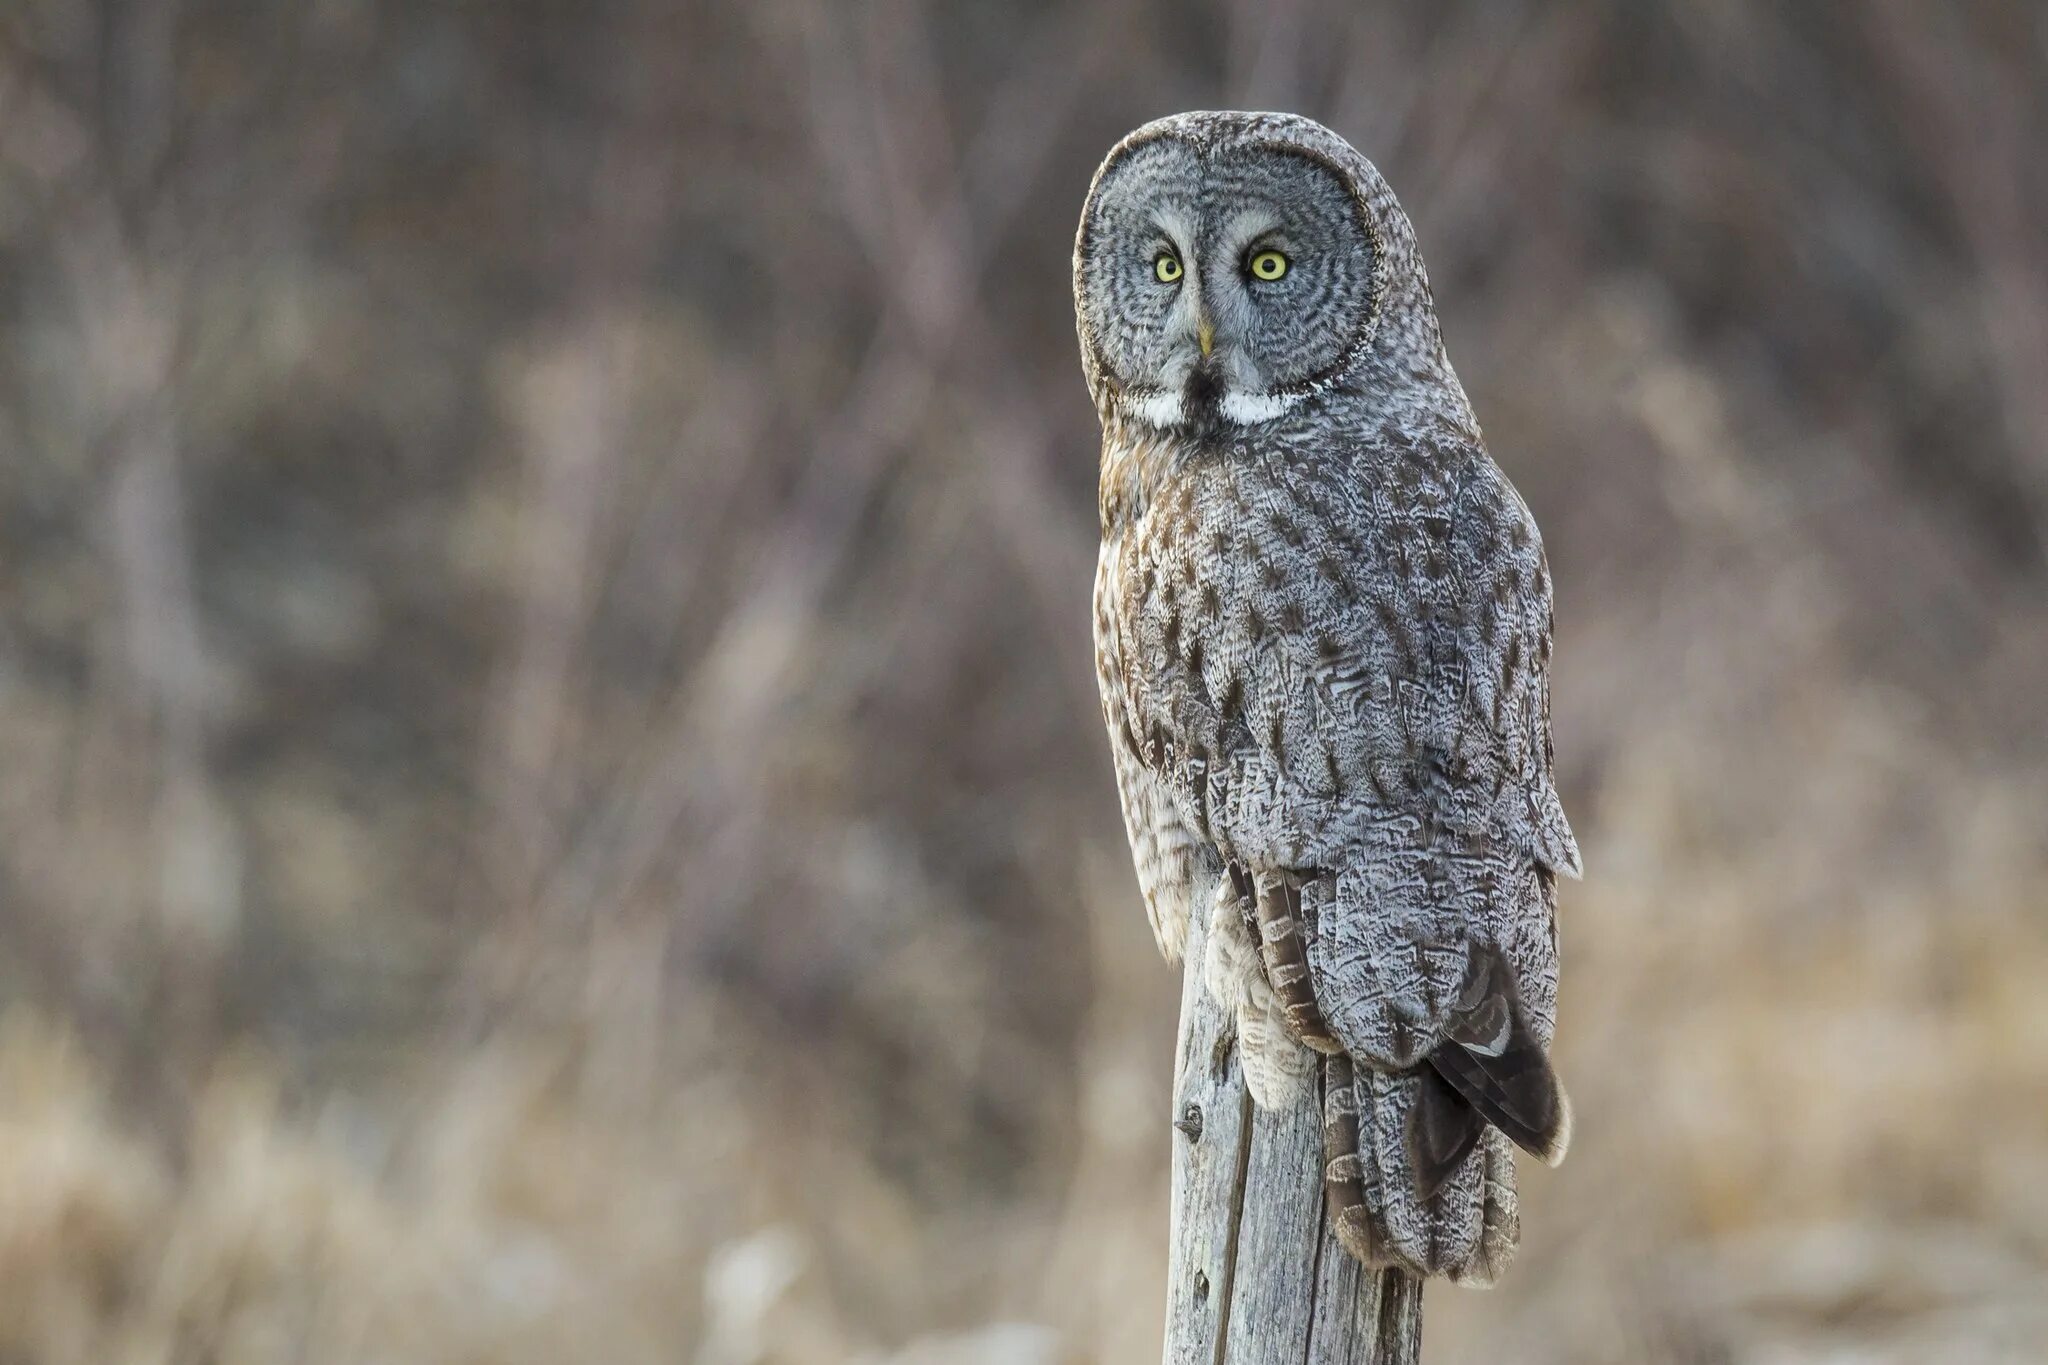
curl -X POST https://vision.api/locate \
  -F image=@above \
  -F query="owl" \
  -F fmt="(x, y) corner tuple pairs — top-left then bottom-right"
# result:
(1075, 112), (1581, 1285)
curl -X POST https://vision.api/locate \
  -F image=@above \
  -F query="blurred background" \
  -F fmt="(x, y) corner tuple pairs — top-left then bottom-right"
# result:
(2, 1), (2046, 1361)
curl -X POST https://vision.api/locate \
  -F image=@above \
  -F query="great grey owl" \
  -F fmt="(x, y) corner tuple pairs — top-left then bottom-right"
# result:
(1075, 111), (1580, 1285)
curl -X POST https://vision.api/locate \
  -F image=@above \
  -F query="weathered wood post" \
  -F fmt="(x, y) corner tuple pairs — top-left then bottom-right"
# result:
(1162, 903), (1423, 1364)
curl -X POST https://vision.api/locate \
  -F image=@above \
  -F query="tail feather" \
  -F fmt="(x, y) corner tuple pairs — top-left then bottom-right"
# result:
(1448, 1128), (1520, 1288)
(1430, 944), (1572, 1167)
(1237, 863), (1341, 1053)
(1319, 1055), (1516, 1283)
(1320, 1054), (1376, 1265)
(1205, 874), (1312, 1108)
(1407, 1065), (1484, 1201)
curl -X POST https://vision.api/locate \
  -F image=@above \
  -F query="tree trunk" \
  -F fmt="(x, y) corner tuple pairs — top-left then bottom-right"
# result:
(1161, 903), (1423, 1365)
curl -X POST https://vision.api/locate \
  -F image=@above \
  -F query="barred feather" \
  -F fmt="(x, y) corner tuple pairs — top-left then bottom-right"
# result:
(1081, 112), (1575, 1285)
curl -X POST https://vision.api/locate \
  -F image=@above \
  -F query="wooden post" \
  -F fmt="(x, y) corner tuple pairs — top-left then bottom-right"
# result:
(1162, 902), (1423, 1365)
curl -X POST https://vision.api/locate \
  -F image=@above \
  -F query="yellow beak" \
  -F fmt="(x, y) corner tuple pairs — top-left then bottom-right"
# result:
(1198, 319), (1215, 358)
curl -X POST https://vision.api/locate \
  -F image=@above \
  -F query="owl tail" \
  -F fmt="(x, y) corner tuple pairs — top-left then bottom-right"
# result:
(1427, 943), (1574, 1170)
(1320, 1054), (1521, 1286)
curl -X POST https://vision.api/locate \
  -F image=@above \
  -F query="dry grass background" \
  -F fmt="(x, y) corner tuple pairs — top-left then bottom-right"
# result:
(2, 1), (2047, 1361)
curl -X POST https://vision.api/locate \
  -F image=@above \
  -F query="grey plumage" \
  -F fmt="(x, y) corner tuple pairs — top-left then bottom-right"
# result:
(1076, 111), (1579, 1285)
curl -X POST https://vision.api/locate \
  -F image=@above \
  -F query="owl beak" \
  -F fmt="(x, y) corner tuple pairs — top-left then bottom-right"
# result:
(1197, 319), (1216, 358)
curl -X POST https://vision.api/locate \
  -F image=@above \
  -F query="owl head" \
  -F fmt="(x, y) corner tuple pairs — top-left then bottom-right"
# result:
(1074, 111), (1447, 435)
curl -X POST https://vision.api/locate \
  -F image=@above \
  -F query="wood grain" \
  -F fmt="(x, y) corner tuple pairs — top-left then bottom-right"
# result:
(1163, 903), (1423, 1365)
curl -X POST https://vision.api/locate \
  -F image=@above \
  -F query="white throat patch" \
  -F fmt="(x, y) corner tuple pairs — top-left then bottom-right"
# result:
(1127, 389), (1185, 428)
(1219, 389), (1307, 424)
(1124, 386), (1304, 431)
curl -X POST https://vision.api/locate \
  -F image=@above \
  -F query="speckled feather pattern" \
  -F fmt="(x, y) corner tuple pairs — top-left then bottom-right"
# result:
(1078, 112), (1579, 1285)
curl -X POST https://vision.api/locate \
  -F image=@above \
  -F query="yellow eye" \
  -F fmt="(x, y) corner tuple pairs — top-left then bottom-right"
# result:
(1249, 250), (1289, 281)
(1154, 253), (1183, 283)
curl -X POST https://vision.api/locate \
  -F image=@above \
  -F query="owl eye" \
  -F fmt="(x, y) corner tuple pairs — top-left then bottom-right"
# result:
(1248, 250), (1289, 281)
(1153, 253), (1183, 284)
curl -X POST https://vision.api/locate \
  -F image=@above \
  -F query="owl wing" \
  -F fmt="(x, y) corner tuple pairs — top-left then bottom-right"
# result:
(1274, 450), (1573, 1016)
(1296, 447), (1575, 1208)
(1441, 455), (1580, 885)
(1155, 438), (1575, 1275)
(1427, 452), (1580, 885)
